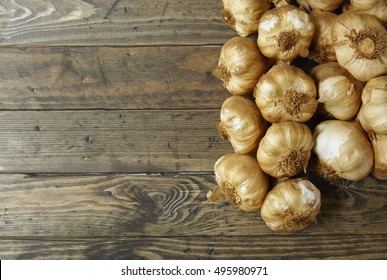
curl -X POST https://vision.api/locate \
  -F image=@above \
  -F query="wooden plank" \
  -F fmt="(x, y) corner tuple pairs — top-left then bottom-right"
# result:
(0, 0), (234, 46)
(0, 110), (230, 173)
(0, 174), (386, 237)
(0, 46), (228, 110)
(1, 235), (386, 259)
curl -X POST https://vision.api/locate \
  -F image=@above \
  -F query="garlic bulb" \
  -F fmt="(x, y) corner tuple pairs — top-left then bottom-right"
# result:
(217, 95), (267, 154)
(308, 10), (337, 64)
(257, 122), (313, 178)
(332, 11), (387, 82)
(296, 0), (344, 11)
(311, 62), (363, 120)
(343, 0), (387, 23)
(257, 5), (315, 61)
(261, 178), (321, 232)
(356, 105), (373, 137)
(213, 37), (269, 96)
(313, 120), (374, 181)
(271, 0), (292, 7)
(254, 63), (317, 123)
(221, 0), (271, 37)
(213, 153), (270, 212)
(357, 106), (386, 180)
(361, 76), (387, 135)
(370, 134), (387, 180)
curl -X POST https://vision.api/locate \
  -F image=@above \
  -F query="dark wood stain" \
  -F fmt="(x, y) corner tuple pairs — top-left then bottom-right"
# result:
(0, 0), (386, 260)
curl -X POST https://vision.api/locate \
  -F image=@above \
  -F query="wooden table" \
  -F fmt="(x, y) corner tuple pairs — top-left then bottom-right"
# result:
(0, 0), (386, 260)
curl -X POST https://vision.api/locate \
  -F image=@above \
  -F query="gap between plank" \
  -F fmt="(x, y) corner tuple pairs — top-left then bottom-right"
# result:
(0, 43), (225, 49)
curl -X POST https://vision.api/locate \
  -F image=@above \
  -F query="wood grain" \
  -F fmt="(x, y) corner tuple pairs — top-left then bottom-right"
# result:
(0, 0), (234, 46)
(0, 46), (228, 110)
(0, 0), (386, 262)
(1, 235), (386, 260)
(0, 110), (230, 173)
(0, 174), (385, 237)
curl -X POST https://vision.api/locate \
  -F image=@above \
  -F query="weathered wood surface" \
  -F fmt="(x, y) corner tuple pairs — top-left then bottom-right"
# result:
(0, 46), (228, 110)
(0, 0), (386, 261)
(1, 234), (386, 260)
(0, 174), (386, 238)
(0, 0), (234, 46)
(0, 110), (229, 173)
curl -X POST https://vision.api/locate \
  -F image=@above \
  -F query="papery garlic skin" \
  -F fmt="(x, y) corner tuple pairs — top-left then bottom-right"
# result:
(271, 0), (292, 7)
(214, 153), (270, 212)
(221, 0), (271, 37)
(257, 5), (315, 61)
(356, 105), (373, 137)
(370, 134), (387, 180)
(254, 63), (317, 123)
(218, 96), (267, 154)
(332, 12), (387, 82)
(311, 62), (363, 120)
(308, 10), (337, 64)
(261, 178), (321, 232)
(357, 106), (386, 180)
(297, 0), (344, 11)
(257, 122), (313, 178)
(344, 0), (387, 23)
(213, 37), (269, 96)
(313, 120), (374, 181)
(361, 76), (387, 135)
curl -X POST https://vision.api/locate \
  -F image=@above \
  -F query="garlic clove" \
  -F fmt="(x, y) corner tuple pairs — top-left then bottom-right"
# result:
(254, 63), (317, 123)
(311, 62), (363, 120)
(261, 178), (321, 232)
(213, 37), (270, 96)
(221, 0), (271, 37)
(257, 122), (314, 178)
(214, 153), (270, 212)
(218, 95), (267, 154)
(313, 120), (374, 181)
(361, 76), (387, 135)
(257, 5), (315, 62)
(332, 11), (387, 82)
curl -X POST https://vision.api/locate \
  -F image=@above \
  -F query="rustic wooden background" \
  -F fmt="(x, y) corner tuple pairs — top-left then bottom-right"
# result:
(0, 0), (386, 260)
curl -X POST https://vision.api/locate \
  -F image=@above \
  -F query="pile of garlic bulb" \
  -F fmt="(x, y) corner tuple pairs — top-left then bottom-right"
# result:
(209, 0), (386, 233)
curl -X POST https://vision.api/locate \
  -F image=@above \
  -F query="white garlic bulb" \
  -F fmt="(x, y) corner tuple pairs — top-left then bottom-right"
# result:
(257, 122), (314, 179)
(254, 63), (317, 123)
(357, 106), (386, 180)
(313, 120), (374, 181)
(257, 5), (315, 61)
(356, 105), (373, 137)
(361, 76), (387, 135)
(213, 37), (270, 96)
(213, 153), (270, 212)
(271, 0), (292, 7)
(297, 0), (344, 12)
(261, 178), (321, 233)
(308, 10), (337, 64)
(221, 0), (271, 37)
(217, 95), (267, 154)
(343, 0), (387, 23)
(332, 11), (387, 82)
(311, 62), (363, 120)
(370, 134), (387, 180)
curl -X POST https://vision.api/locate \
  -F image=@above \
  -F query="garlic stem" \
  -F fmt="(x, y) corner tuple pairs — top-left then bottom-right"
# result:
(220, 180), (242, 206)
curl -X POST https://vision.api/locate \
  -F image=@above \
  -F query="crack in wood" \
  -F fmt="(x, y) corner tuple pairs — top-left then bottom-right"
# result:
(105, 0), (120, 20)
